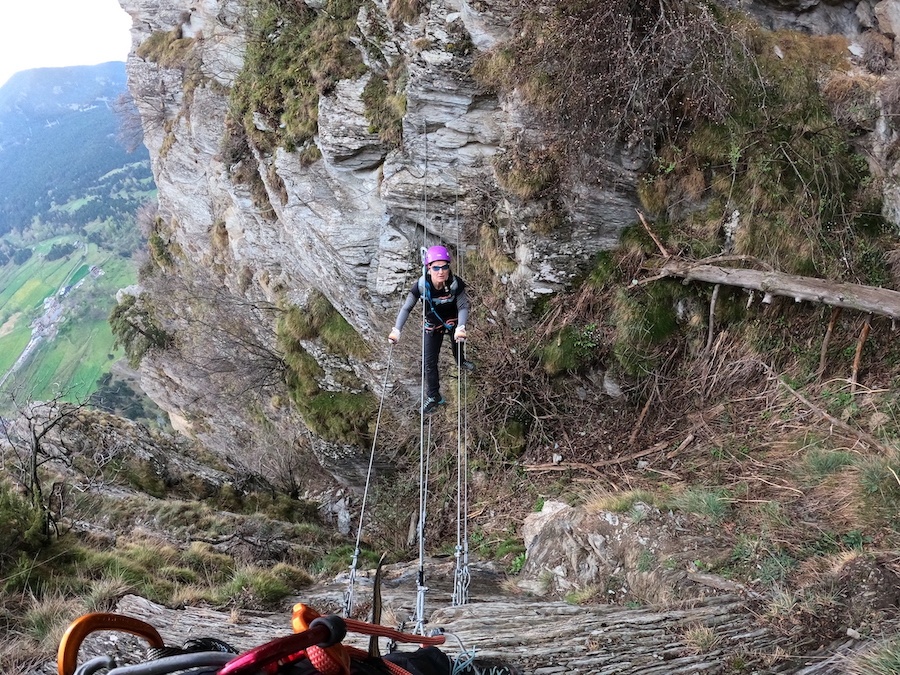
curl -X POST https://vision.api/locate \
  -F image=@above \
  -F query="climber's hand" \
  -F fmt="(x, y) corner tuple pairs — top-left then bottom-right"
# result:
(455, 324), (467, 342)
(388, 328), (401, 344)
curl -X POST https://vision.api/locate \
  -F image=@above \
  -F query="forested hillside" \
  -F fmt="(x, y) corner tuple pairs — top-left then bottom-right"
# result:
(0, 63), (158, 418)
(0, 62), (152, 233)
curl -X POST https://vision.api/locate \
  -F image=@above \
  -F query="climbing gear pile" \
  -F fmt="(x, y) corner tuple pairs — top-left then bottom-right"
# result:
(56, 605), (520, 675)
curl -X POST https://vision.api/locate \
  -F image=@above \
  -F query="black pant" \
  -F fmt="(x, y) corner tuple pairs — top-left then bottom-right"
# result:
(423, 326), (464, 399)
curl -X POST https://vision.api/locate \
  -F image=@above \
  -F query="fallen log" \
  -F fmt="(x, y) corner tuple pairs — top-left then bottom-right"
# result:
(659, 261), (900, 320)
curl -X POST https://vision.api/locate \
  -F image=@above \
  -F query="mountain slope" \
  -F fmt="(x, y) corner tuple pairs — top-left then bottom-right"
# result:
(0, 62), (151, 232)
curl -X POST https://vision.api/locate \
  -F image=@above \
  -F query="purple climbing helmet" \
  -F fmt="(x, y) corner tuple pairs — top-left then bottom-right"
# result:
(424, 245), (452, 265)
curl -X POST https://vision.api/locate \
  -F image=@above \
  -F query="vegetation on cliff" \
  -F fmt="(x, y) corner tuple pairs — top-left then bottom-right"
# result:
(458, 0), (900, 666)
(231, 0), (367, 153)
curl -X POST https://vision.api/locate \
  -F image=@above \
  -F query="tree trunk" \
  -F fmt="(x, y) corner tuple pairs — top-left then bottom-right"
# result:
(659, 262), (900, 319)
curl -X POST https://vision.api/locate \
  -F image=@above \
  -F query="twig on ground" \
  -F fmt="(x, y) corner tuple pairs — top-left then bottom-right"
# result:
(850, 314), (871, 395)
(636, 210), (670, 258)
(629, 390), (655, 446)
(818, 307), (841, 382)
(775, 375), (890, 454)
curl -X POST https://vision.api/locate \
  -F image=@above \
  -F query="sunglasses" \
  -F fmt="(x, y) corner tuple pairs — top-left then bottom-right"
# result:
(430, 264), (450, 271)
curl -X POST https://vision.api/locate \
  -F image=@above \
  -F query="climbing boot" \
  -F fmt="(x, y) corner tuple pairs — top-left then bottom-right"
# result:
(451, 360), (476, 377)
(422, 395), (445, 414)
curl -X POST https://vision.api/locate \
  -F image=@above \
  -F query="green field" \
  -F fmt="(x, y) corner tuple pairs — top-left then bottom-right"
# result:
(0, 235), (136, 403)
(70, 263), (91, 285)
(0, 324), (31, 373)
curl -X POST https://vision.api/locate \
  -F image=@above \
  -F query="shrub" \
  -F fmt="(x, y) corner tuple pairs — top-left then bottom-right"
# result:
(362, 62), (407, 147)
(610, 283), (682, 377)
(280, 294), (368, 359)
(109, 293), (174, 367)
(136, 30), (195, 69)
(277, 298), (376, 446)
(475, 1), (741, 155)
(538, 323), (603, 375)
(0, 480), (50, 570)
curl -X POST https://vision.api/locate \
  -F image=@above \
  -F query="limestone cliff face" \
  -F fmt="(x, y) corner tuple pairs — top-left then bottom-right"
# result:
(119, 0), (639, 315)
(116, 0), (900, 483)
(115, 0), (641, 480)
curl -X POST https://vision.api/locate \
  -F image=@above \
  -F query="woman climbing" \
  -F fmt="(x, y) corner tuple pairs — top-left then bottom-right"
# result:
(389, 245), (474, 414)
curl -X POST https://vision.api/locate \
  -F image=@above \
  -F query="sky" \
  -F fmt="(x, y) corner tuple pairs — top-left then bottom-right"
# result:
(0, 0), (131, 88)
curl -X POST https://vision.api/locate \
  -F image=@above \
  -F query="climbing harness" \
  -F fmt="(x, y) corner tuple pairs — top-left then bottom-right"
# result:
(420, 278), (463, 339)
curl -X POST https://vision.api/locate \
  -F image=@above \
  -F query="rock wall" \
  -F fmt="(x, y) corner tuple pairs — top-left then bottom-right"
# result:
(116, 0), (900, 482)
(115, 0), (646, 479)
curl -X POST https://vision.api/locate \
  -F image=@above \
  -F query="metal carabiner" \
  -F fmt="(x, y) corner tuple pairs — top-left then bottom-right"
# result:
(58, 613), (165, 675)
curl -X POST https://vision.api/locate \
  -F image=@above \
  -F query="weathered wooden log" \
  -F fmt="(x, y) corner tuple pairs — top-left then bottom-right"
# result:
(77, 562), (862, 675)
(659, 262), (900, 319)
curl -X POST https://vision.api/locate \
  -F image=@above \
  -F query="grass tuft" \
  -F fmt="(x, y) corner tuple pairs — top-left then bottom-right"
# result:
(668, 488), (731, 523)
(683, 624), (721, 654)
(231, 0), (367, 152)
(847, 635), (900, 674)
(564, 584), (601, 605)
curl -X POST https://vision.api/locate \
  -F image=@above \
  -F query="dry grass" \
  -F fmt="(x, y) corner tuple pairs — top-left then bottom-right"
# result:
(886, 247), (900, 288)
(84, 574), (135, 613)
(21, 590), (84, 653)
(0, 642), (46, 675)
(386, 0), (422, 25)
(582, 489), (658, 514)
(682, 624), (721, 654)
(844, 638), (900, 675)
(564, 584), (601, 605)
(821, 72), (879, 129)
(492, 144), (561, 201)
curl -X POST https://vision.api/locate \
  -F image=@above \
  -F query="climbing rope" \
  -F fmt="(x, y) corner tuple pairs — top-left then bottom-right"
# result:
(452, 194), (471, 607)
(414, 415), (434, 634)
(415, 124), (432, 634)
(452, 342), (471, 607)
(343, 344), (395, 618)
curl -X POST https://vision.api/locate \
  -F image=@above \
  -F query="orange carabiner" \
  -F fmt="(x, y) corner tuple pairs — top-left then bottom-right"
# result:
(58, 613), (165, 675)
